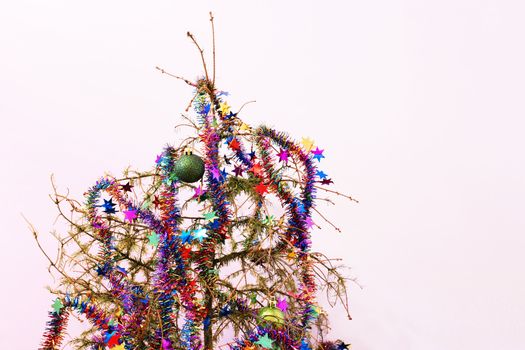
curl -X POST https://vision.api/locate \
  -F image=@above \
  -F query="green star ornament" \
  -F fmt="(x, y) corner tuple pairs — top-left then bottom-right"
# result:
(203, 211), (218, 221)
(147, 232), (160, 247)
(52, 298), (64, 314)
(254, 333), (274, 349)
(262, 215), (275, 226)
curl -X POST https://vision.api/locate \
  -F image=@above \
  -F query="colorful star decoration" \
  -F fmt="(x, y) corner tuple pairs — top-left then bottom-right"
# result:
(254, 333), (274, 349)
(147, 232), (160, 247)
(255, 182), (268, 195)
(180, 230), (193, 244)
(309, 305), (322, 318)
(106, 333), (120, 347)
(219, 102), (231, 114)
(336, 341), (351, 350)
(229, 138), (241, 150)
(304, 217), (315, 229)
(120, 182), (133, 192)
(277, 149), (289, 163)
(112, 343), (125, 350)
(300, 339), (311, 350)
(152, 195), (161, 208)
(262, 215), (274, 226)
(123, 209), (137, 222)
(287, 250), (298, 261)
(233, 165), (244, 177)
(301, 137), (315, 152)
(250, 163), (264, 177)
(101, 198), (117, 214)
(316, 170), (328, 179)
(320, 178), (334, 185)
(52, 298), (63, 314)
(194, 185), (205, 198)
(211, 167), (221, 180)
(277, 298), (288, 312)
(239, 122), (250, 131)
(181, 246), (191, 259)
(311, 147), (325, 161)
(204, 211), (218, 221)
(161, 338), (173, 350)
(193, 228), (208, 242)
(221, 168), (228, 179)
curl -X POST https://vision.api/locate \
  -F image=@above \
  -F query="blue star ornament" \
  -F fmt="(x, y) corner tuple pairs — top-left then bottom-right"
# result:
(209, 219), (220, 230)
(311, 147), (325, 161)
(300, 339), (311, 350)
(193, 228), (208, 242)
(220, 168), (228, 179)
(316, 170), (328, 179)
(336, 340), (351, 350)
(219, 304), (232, 316)
(180, 230), (193, 244)
(115, 266), (128, 275)
(101, 198), (117, 214)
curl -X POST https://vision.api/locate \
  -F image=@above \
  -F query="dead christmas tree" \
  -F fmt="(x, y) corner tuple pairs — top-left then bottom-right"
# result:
(34, 13), (356, 350)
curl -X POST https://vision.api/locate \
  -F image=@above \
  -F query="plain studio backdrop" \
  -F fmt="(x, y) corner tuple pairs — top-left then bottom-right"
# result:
(1, 1), (524, 349)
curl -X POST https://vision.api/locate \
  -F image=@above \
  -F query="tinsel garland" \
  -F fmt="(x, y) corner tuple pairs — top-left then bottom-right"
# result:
(254, 126), (318, 330)
(41, 295), (113, 349)
(228, 325), (302, 350)
(40, 82), (336, 350)
(155, 146), (203, 350)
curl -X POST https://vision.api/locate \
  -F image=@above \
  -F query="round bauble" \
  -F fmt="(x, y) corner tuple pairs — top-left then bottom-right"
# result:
(174, 154), (205, 183)
(257, 306), (285, 327)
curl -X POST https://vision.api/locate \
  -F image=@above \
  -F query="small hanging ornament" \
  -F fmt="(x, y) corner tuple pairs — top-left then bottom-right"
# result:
(257, 297), (285, 327)
(174, 148), (205, 183)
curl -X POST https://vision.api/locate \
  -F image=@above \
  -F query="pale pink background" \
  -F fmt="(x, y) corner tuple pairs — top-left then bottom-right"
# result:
(1, 1), (525, 349)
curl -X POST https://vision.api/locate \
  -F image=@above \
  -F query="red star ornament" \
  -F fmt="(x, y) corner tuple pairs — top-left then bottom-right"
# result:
(152, 195), (161, 209)
(250, 163), (264, 177)
(107, 334), (121, 348)
(255, 182), (268, 195)
(229, 138), (241, 150)
(181, 246), (192, 259)
(120, 182), (133, 192)
(320, 178), (334, 185)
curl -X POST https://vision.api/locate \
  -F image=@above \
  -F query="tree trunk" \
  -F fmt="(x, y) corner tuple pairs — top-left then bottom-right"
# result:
(203, 283), (213, 350)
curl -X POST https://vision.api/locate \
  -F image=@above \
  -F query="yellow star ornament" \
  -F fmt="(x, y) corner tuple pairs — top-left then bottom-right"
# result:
(301, 137), (314, 152)
(239, 122), (250, 131)
(220, 102), (231, 115)
(287, 250), (297, 261)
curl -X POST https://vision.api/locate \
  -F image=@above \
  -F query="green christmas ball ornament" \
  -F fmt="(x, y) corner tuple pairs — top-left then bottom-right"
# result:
(257, 305), (285, 327)
(174, 151), (205, 183)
